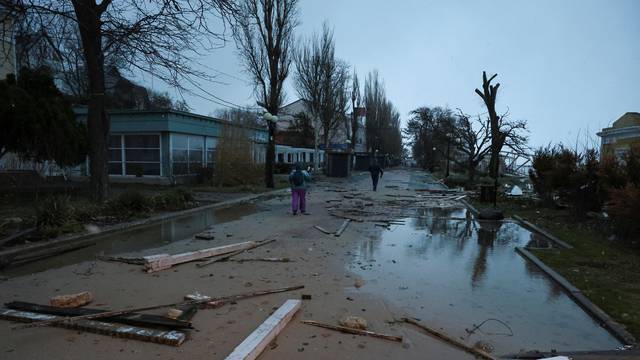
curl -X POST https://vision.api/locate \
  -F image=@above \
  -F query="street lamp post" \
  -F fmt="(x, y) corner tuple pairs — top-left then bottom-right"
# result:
(445, 132), (452, 178)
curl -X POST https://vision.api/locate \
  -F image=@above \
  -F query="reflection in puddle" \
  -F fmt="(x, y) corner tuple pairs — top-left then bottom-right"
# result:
(349, 207), (621, 354)
(2, 204), (260, 277)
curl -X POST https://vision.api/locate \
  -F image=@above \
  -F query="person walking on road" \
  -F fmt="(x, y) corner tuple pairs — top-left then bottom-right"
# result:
(368, 161), (384, 191)
(289, 163), (311, 215)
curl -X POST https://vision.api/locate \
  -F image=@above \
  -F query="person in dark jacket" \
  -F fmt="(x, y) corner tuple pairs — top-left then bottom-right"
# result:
(288, 163), (311, 215)
(368, 162), (384, 191)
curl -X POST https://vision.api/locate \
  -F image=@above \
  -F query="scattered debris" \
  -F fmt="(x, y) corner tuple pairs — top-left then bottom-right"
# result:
(194, 229), (216, 240)
(301, 294), (312, 300)
(5, 301), (192, 329)
(0, 309), (186, 346)
(397, 317), (497, 360)
(231, 257), (290, 263)
(50, 291), (93, 308)
(339, 315), (367, 330)
(196, 239), (276, 268)
(225, 299), (301, 360)
(301, 320), (402, 342)
(166, 308), (183, 320)
(354, 278), (365, 289)
(465, 318), (513, 337)
(143, 240), (258, 272)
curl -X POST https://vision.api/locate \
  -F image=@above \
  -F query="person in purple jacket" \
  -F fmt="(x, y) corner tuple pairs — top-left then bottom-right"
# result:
(289, 163), (312, 215)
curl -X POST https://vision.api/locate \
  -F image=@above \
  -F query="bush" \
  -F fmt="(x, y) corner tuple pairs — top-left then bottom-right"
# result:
(107, 190), (151, 216)
(152, 188), (195, 211)
(36, 196), (74, 229)
(608, 183), (640, 241)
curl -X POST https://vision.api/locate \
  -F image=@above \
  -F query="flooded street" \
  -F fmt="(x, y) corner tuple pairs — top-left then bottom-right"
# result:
(348, 207), (622, 354)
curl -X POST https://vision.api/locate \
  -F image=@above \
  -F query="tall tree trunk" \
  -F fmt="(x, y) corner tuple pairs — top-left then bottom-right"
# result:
(265, 121), (275, 188)
(73, 0), (109, 202)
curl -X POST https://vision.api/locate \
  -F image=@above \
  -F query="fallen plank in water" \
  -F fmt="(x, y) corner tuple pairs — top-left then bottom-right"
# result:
(313, 225), (332, 235)
(196, 239), (275, 268)
(225, 299), (301, 360)
(144, 240), (257, 272)
(301, 320), (403, 342)
(0, 309), (186, 346)
(5, 301), (192, 329)
(398, 317), (496, 360)
(334, 220), (351, 237)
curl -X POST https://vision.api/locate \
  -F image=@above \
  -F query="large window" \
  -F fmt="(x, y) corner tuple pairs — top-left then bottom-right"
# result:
(206, 137), (217, 167)
(172, 134), (210, 175)
(108, 134), (160, 176)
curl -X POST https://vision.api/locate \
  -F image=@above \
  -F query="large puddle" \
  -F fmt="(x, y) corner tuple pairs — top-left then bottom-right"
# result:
(349, 207), (622, 355)
(1, 203), (260, 277)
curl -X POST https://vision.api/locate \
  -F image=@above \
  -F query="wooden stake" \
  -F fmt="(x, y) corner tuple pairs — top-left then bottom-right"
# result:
(334, 220), (351, 237)
(196, 239), (275, 268)
(398, 317), (497, 360)
(225, 299), (301, 360)
(13, 285), (304, 330)
(301, 320), (403, 342)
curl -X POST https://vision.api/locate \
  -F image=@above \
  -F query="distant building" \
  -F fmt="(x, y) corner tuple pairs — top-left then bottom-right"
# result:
(0, 5), (17, 79)
(1, 108), (269, 184)
(597, 112), (640, 158)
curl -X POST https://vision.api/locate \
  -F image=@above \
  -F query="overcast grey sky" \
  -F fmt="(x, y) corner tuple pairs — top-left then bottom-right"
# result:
(142, 0), (640, 149)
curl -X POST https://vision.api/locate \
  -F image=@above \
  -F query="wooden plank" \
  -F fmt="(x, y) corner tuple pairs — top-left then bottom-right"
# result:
(225, 299), (301, 360)
(313, 225), (332, 235)
(5, 301), (193, 329)
(14, 285), (305, 330)
(301, 320), (403, 342)
(334, 220), (351, 237)
(143, 240), (257, 272)
(196, 239), (275, 268)
(0, 309), (186, 346)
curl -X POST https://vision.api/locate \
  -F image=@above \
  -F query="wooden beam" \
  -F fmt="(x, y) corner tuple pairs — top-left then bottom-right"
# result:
(0, 309), (186, 346)
(184, 285), (304, 309)
(334, 220), (351, 237)
(143, 240), (257, 272)
(225, 299), (301, 360)
(5, 301), (193, 329)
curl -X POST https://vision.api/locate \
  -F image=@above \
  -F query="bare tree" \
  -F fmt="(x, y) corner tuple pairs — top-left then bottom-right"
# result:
(234, 0), (298, 188)
(349, 69), (361, 152)
(2, 0), (239, 201)
(454, 110), (492, 181)
(293, 24), (349, 168)
(475, 71), (501, 179)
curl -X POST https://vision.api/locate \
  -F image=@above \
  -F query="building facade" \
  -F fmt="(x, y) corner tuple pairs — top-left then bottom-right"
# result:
(74, 108), (268, 183)
(597, 112), (640, 158)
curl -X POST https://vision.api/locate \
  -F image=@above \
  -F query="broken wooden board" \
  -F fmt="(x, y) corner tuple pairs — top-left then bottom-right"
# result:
(5, 301), (192, 329)
(184, 285), (305, 309)
(143, 240), (257, 272)
(301, 320), (403, 342)
(225, 299), (301, 360)
(0, 309), (186, 346)
(96, 254), (145, 265)
(313, 225), (332, 235)
(334, 220), (351, 237)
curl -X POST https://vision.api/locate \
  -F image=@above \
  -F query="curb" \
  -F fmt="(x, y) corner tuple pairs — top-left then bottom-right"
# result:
(515, 246), (636, 346)
(512, 215), (573, 249)
(0, 188), (289, 265)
